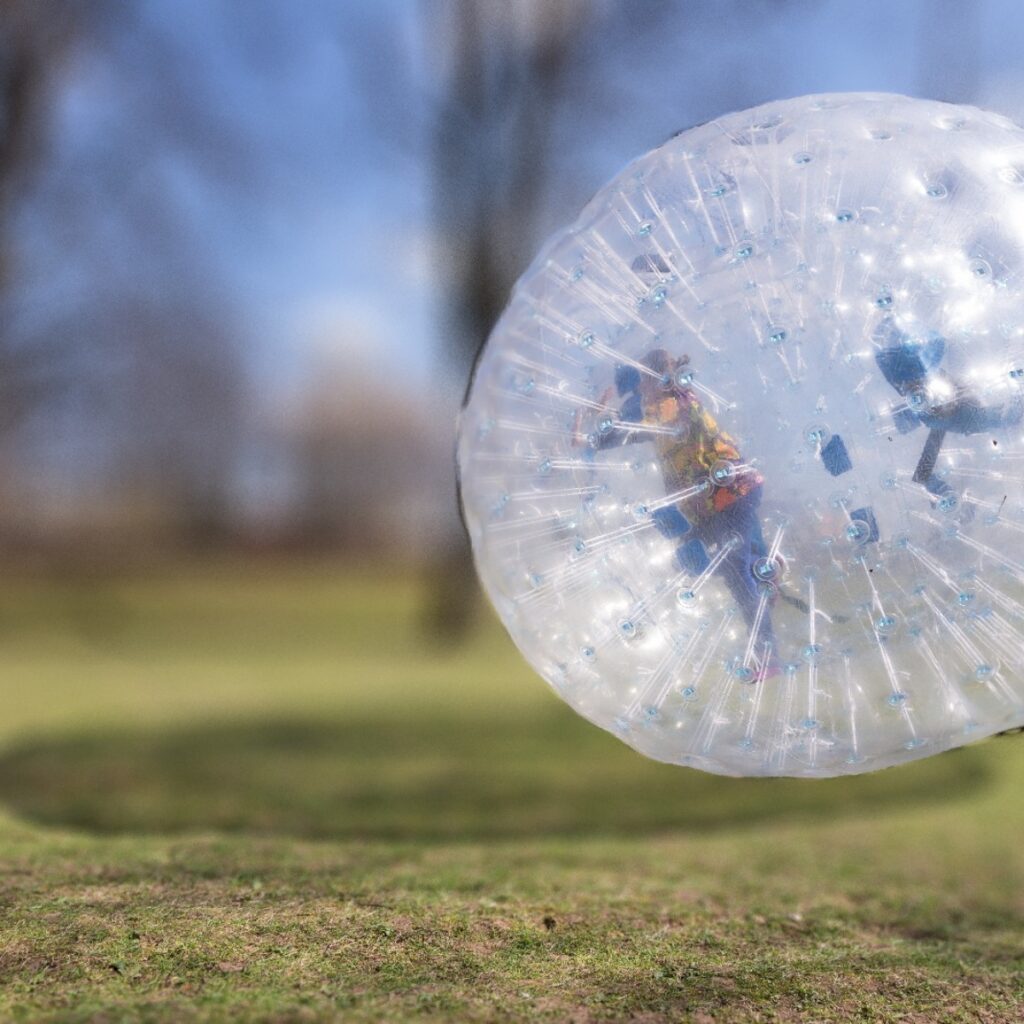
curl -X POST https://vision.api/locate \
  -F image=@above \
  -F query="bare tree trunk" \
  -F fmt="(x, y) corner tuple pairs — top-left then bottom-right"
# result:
(421, 0), (582, 643)
(421, 531), (480, 644)
(0, 2), (109, 432)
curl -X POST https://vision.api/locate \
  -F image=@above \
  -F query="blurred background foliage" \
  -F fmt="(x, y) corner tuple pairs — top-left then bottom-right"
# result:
(0, 0), (1014, 643)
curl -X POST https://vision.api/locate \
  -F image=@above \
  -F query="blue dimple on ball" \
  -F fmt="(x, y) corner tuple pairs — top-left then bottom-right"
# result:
(820, 434), (853, 476)
(849, 507), (880, 544)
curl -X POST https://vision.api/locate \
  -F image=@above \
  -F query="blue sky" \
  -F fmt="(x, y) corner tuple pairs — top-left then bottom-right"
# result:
(75, 0), (1024, 402)
(17, 0), (1024, 521)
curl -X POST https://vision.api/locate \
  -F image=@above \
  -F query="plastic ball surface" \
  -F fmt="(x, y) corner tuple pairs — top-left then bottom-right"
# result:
(457, 92), (1024, 777)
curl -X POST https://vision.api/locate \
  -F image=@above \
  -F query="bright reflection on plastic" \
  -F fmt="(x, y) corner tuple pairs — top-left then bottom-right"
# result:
(458, 93), (1024, 777)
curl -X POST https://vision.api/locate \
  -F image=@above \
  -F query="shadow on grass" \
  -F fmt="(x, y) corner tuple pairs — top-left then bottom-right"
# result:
(0, 708), (993, 840)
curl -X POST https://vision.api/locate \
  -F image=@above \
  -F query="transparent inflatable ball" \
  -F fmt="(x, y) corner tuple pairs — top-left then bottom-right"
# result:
(458, 93), (1024, 777)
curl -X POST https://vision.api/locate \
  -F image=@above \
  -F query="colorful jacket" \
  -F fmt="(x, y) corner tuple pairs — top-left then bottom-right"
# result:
(601, 389), (761, 520)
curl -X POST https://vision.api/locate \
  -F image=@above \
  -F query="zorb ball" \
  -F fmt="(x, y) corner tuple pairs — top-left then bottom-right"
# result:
(457, 93), (1024, 778)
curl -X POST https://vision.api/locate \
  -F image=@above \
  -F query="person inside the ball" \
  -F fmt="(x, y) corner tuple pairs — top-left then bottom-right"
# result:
(873, 316), (1024, 509)
(574, 348), (778, 680)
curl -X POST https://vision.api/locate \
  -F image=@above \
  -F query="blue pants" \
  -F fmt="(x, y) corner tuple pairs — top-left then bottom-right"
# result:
(691, 488), (775, 654)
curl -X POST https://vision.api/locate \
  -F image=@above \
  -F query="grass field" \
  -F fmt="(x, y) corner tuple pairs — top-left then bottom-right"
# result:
(0, 564), (1021, 1022)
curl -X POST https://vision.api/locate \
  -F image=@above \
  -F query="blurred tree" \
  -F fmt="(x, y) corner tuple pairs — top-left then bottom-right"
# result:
(424, 1), (585, 640)
(96, 300), (245, 547)
(287, 346), (447, 557)
(0, 0), (109, 431)
(0, 1), (254, 551)
(420, 0), (697, 641)
(418, 0), (811, 642)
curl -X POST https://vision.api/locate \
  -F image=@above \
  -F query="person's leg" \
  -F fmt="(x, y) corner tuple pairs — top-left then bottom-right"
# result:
(749, 513), (768, 559)
(703, 494), (777, 664)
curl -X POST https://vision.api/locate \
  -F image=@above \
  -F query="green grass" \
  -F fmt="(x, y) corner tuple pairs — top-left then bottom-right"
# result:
(0, 564), (1021, 1022)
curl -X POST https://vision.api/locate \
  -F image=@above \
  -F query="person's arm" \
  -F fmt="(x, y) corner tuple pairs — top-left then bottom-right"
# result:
(921, 374), (1024, 434)
(574, 388), (646, 449)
